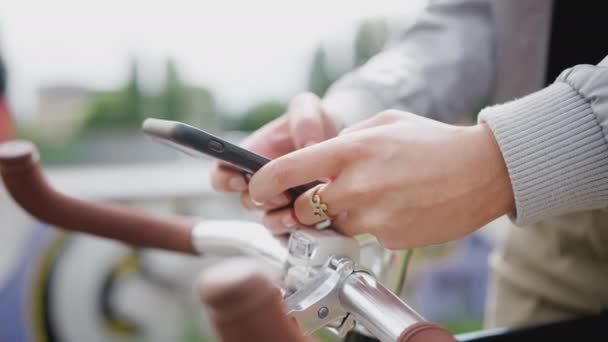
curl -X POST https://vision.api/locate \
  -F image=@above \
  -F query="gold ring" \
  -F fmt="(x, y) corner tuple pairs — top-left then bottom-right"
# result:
(310, 184), (331, 221)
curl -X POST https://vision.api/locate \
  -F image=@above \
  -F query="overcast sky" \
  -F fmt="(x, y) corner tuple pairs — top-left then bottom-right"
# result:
(0, 0), (425, 121)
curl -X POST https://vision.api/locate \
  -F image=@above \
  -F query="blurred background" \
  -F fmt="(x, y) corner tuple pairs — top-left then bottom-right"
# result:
(0, 0), (508, 341)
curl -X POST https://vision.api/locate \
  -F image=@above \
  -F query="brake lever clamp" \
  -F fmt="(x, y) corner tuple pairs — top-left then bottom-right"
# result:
(282, 229), (360, 295)
(278, 229), (363, 335)
(284, 256), (361, 335)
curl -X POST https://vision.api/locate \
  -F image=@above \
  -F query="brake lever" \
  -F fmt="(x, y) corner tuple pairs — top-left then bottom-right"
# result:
(284, 257), (354, 334)
(280, 229), (366, 336)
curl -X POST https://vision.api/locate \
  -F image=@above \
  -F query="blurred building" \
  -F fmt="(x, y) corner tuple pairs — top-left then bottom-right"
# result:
(36, 85), (92, 142)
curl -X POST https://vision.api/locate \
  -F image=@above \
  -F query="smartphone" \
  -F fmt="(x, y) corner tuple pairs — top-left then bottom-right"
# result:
(142, 118), (321, 199)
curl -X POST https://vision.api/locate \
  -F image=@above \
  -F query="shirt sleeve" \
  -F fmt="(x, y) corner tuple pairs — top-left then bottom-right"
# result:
(322, 0), (495, 129)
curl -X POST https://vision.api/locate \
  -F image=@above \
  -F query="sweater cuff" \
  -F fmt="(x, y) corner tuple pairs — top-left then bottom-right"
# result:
(321, 88), (386, 130)
(479, 82), (608, 225)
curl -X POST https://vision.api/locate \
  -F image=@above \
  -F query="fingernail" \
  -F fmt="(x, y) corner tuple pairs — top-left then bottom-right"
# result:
(229, 177), (247, 191)
(251, 198), (265, 207)
(269, 194), (289, 206)
(282, 215), (298, 231)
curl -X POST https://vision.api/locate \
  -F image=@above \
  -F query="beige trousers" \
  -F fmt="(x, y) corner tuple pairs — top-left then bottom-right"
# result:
(484, 210), (608, 328)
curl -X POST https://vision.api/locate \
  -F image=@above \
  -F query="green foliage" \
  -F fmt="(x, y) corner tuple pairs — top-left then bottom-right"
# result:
(124, 59), (143, 123)
(236, 16), (389, 131)
(183, 86), (217, 130)
(84, 91), (136, 130)
(16, 124), (86, 165)
(82, 58), (216, 133)
(83, 59), (143, 130)
(304, 17), (388, 99)
(442, 318), (484, 334)
(0, 55), (6, 95)
(354, 17), (388, 67)
(158, 59), (186, 121)
(314, 329), (342, 342)
(237, 100), (287, 131)
(307, 46), (333, 97)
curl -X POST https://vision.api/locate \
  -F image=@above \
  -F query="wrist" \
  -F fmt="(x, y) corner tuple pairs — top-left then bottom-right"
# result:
(468, 123), (515, 221)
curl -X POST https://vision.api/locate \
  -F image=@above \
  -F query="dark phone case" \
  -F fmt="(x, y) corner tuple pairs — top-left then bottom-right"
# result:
(172, 123), (321, 199)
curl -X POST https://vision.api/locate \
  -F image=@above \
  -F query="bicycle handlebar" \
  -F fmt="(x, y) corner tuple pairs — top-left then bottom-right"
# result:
(340, 272), (455, 342)
(200, 258), (455, 342)
(0, 140), (196, 254)
(0, 140), (456, 341)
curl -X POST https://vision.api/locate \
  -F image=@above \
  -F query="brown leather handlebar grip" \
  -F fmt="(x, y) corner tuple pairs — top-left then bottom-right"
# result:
(199, 258), (309, 342)
(398, 322), (457, 342)
(0, 140), (196, 254)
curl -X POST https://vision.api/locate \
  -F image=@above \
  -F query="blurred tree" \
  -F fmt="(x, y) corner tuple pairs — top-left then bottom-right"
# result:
(83, 57), (219, 135)
(307, 46), (333, 97)
(353, 17), (388, 67)
(159, 59), (186, 121)
(185, 86), (217, 131)
(83, 91), (127, 129)
(123, 58), (143, 125)
(83, 58), (143, 130)
(306, 17), (388, 99)
(237, 100), (286, 131)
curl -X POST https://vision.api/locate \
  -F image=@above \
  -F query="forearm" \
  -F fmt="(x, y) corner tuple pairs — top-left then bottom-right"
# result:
(479, 56), (608, 225)
(322, 0), (495, 129)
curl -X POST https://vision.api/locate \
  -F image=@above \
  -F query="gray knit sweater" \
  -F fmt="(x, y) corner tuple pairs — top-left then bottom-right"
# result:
(479, 56), (608, 225)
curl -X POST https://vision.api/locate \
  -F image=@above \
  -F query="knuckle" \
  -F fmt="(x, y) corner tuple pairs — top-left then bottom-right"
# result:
(291, 92), (318, 105)
(240, 192), (253, 210)
(377, 235), (403, 250)
(341, 140), (373, 162)
(210, 171), (226, 191)
(356, 213), (379, 234)
(261, 214), (274, 229)
(293, 195), (311, 222)
(377, 109), (403, 121)
(295, 117), (322, 136)
(341, 182), (372, 200)
(266, 160), (293, 190)
(250, 160), (289, 199)
(357, 213), (403, 249)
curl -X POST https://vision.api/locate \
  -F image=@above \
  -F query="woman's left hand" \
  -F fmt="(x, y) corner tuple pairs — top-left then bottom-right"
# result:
(248, 110), (514, 249)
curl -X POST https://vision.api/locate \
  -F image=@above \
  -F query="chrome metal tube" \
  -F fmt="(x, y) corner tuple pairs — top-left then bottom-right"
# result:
(338, 272), (424, 342)
(191, 220), (288, 270)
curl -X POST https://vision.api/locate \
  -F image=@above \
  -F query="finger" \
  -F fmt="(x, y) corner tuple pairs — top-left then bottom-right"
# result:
(210, 115), (294, 193)
(210, 162), (248, 192)
(292, 183), (348, 226)
(240, 115), (295, 158)
(261, 208), (301, 235)
(240, 190), (291, 211)
(340, 110), (402, 135)
(262, 202), (353, 235)
(249, 138), (347, 203)
(287, 92), (325, 148)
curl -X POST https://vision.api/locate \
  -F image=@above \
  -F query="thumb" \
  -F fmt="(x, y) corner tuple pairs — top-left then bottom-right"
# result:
(288, 92), (326, 149)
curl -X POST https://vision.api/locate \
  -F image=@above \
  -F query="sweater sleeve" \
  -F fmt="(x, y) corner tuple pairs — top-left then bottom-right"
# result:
(478, 56), (608, 225)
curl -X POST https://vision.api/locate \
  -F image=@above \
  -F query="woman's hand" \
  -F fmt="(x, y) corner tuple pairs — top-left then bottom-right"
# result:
(248, 110), (514, 249)
(209, 92), (340, 234)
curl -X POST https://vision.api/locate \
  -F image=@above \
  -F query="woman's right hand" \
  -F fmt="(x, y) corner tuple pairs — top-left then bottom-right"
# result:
(210, 92), (340, 234)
